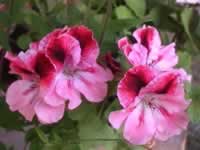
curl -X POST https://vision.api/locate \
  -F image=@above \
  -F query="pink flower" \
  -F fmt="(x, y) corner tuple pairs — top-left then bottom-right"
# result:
(108, 66), (190, 145)
(118, 25), (178, 71)
(39, 25), (113, 109)
(5, 25), (113, 123)
(5, 44), (65, 124)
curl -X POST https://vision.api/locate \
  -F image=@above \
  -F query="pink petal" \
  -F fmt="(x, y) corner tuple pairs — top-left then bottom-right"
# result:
(34, 101), (65, 124)
(154, 108), (189, 141)
(43, 84), (65, 107)
(133, 25), (161, 52)
(19, 104), (35, 121)
(6, 80), (37, 111)
(118, 37), (130, 51)
(56, 75), (82, 110)
(133, 25), (161, 63)
(123, 104), (156, 145)
(78, 63), (113, 82)
(74, 76), (108, 102)
(46, 33), (81, 69)
(108, 109), (130, 129)
(140, 71), (179, 95)
(33, 52), (56, 86)
(5, 52), (34, 79)
(118, 66), (155, 107)
(125, 44), (148, 66)
(153, 43), (178, 71)
(67, 25), (99, 63)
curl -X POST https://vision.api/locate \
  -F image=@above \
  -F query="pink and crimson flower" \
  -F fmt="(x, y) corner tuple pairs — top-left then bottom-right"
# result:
(118, 25), (178, 71)
(5, 43), (65, 124)
(109, 65), (190, 145)
(40, 25), (113, 109)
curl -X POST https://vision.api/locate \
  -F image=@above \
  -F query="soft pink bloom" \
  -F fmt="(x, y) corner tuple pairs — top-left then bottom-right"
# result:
(6, 25), (113, 123)
(39, 25), (113, 109)
(109, 66), (190, 145)
(5, 44), (65, 124)
(118, 25), (178, 71)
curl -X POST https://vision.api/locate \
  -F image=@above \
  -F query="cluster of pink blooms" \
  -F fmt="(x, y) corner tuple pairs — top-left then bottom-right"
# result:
(108, 25), (191, 145)
(5, 25), (113, 124)
(5, 24), (191, 146)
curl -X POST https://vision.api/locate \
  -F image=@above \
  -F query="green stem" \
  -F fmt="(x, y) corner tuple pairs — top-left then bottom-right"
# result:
(35, 127), (49, 144)
(98, 0), (113, 47)
(83, 0), (93, 23)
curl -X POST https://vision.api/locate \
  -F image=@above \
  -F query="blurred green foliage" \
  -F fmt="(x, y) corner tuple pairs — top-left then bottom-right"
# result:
(0, 0), (200, 149)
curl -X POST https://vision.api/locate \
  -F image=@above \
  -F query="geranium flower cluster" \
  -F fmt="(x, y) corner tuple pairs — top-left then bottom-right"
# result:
(108, 25), (191, 145)
(5, 25), (113, 124)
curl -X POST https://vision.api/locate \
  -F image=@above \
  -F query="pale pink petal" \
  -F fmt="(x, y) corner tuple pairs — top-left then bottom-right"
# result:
(108, 109), (130, 129)
(126, 44), (148, 66)
(153, 43), (178, 71)
(74, 76), (107, 102)
(154, 108), (189, 141)
(43, 85), (65, 107)
(123, 104), (156, 145)
(19, 104), (35, 121)
(118, 66), (155, 107)
(78, 63), (113, 82)
(6, 80), (37, 111)
(34, 101), (65, 124)
(56, 75), (82, 110)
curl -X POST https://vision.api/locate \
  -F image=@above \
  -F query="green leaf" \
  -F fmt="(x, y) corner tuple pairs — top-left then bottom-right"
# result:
(17, 34), (32, 49)
(0, 142), (6, 150)
(115, 6), (133, 19)
(69, 103), (119, 150)
(125, 0), (146, 18)
(0, 30), (10, 49)
(181, 8), (198, 52)
(0, 100), (26, 130)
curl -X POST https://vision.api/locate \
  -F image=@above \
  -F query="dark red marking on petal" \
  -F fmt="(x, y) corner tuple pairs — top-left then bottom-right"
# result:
(34, 53), (55, 80)
(140, 28), (153, 51)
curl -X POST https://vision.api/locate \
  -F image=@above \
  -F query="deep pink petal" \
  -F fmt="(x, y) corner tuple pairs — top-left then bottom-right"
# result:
(6, 80), (38, 111)
(117, 66), (155, 107)
(34, 101), (65, 124)
(46, 33), (81, 69)
(133, 25), (161, 51)
(118, 37), (130, 51)
(56, 74), (82, 110)
(140, 71), (179, 95)
(74, 76), (108, 102)
(33, 52), (56, 86)
(5, 52), (34, 79)
(108, 109), (130, 129)
(67, 25), (99, 63)
(123, 104), (156, 145)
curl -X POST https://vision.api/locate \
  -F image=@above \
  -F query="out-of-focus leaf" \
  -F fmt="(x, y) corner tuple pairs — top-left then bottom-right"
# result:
(125, 0), (146, 18)
(69, 103), (118, 150)
(0, 99), (26, 130)
(0, 30), (10, 49)
(181, 8), (198, 52)
(17, 34), (31, 49)
(0, 142), (6, 150)
(115, 6), (133, 19)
